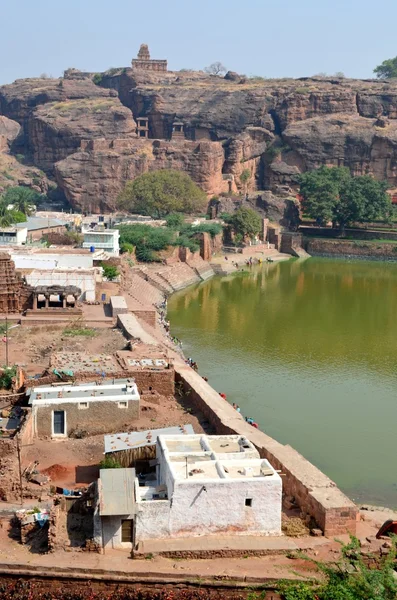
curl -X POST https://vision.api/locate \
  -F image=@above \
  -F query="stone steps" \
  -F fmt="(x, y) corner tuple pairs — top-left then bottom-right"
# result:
(124, 273), (164, 306)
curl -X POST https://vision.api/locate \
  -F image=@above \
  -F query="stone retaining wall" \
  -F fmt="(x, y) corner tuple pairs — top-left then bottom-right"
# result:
(175, 363), (358, 537)
(304, 238), (397, 260)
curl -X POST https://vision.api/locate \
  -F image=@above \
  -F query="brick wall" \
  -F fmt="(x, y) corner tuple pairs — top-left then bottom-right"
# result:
(34, 399), (140, 437)
(175, 364), (358, 537)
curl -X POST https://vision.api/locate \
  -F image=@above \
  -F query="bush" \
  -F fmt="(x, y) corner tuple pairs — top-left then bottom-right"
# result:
(92, 73), (103, 85)
(99, 457), (122, 469)
(165, 213), (185, 229)
(0, 365), (16, 390)
(101, 263), (119, 281)
(120, 242), (135, 254)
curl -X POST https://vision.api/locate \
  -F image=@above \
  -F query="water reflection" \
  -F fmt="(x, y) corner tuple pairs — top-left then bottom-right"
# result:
(168, 258), (397, 507)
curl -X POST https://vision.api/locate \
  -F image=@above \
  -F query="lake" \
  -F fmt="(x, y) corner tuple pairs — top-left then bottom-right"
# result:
(168, 257), (397, 508)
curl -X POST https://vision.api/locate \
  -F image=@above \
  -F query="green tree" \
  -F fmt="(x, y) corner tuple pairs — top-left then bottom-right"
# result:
(229, 207), (261, 239)
(165, 213), (184, 229)
(2, 186), (40, 215)
(299, 166), (391, 231)
(117, 170), (207, 218)
(101, 263), (119, 281)
(374, 56), (397, 79)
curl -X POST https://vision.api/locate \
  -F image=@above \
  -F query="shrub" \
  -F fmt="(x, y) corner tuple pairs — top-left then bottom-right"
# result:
(0, 365), (17, 390)
(92, 73), (103, 85)
(120, 242), (135, 254)
(165, 213), (185, 229)
(99, 457), (122, 469)
(101, 263), (119, 281)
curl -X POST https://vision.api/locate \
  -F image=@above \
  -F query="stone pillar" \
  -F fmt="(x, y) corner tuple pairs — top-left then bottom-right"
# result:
(44, 295), (49, 309)
(33, 294), (38, 310)
(62, 295), (67, 309)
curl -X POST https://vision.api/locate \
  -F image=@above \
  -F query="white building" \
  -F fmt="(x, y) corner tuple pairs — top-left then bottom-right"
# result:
(98, 434), (282, 549)
(25, 267), (101, 301)
(82, 227), (120, 257)
(0, 227), (27, 246)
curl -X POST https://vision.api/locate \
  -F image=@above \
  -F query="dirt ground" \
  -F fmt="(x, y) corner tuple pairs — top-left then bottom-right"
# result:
(20, 391), (210, 490)
(1, 323), (128, 377)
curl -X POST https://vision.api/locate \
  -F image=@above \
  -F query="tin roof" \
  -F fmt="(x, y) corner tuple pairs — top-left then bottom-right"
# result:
(99, 468), (135, 516)
(104, 424), (195, 454)
(17, 216), (68, 231)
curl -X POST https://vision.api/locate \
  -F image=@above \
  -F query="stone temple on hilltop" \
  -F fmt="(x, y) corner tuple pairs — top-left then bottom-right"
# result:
(131, 44), (167, 72)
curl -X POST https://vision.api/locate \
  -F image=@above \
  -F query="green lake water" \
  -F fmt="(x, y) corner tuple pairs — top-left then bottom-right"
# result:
(168, 257), (397, 508)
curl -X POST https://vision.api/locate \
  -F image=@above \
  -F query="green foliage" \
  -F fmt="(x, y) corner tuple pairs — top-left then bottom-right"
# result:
(295, 87), (311, 94)
(0, 365), (17, 390)
(120, 242), (135, 254)
(165, 213), (185, 229)
(92, 73), (104, 85)
(174, 235), (200, 252)
(101, 263), (119, 281)
(299, 166), (392, 230)
(63, 327), (96, 337)
(186, 222), (223, 238)
(229, 207), (262, 239)
(99, 456), (122, 469)
(219, 212), (232, 222)
(279, 536), (397, 600)
(374, 56), (397, 79)
(117, 170), (207, 218)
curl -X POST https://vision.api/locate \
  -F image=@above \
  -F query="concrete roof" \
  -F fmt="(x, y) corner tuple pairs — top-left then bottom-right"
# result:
(99, 468), (135, 516)
(28, 380), (139, 405)
(104, 424), (194, 454)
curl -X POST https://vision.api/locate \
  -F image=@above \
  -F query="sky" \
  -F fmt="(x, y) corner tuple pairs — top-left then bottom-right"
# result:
(1, 0), (396, 85)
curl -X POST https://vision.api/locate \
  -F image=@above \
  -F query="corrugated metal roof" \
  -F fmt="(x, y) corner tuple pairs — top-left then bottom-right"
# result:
(99, 468), (135, 516)
(16, 216), (68, 231)
(104, 424), (195, 454)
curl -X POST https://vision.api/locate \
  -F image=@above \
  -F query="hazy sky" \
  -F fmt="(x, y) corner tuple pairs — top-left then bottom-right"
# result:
(1, 0), (396, 85)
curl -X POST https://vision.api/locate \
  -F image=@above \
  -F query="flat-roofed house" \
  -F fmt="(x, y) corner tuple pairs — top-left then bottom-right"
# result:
(28, 380), (140, 438)
(98, 434), (282, 549)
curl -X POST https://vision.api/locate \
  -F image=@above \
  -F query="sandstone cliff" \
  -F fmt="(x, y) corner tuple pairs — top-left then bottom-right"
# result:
(3, 70), (397, 212)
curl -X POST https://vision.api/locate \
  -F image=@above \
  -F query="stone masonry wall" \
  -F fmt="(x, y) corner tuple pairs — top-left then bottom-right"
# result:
(304, 238), (397, 260)
(30, 368), (175, 398)
(175, 363), (358, 537)
(34, 399), (140, 437)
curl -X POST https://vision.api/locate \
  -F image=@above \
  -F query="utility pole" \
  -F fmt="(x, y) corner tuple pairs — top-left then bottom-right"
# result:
(16, 435), (23, 507)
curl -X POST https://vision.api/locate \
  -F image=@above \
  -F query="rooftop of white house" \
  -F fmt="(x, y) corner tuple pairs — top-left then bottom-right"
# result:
(28, 380), (139, 405)
(156, 434), (279, 483)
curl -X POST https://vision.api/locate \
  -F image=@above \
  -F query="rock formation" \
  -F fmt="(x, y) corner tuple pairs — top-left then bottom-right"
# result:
(3, 64), (397, 213)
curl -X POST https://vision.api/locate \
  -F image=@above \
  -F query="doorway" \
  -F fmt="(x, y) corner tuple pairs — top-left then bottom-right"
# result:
(53, 410), (66, 436)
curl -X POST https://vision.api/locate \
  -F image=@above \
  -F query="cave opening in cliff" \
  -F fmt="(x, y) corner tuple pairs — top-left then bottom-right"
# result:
(269, 110), (282, 137)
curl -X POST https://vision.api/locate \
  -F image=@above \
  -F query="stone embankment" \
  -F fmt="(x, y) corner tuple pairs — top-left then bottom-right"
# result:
(304, 238), (397, 260)
(121, 264), (358, 537)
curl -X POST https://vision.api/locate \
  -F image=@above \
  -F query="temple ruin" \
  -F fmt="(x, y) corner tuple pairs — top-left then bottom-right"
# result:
(0, 253), (32, 313)
(131, 44), (167, 72)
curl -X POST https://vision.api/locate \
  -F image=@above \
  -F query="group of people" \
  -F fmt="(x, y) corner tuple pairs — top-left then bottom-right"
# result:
(186, 357), (198, 371)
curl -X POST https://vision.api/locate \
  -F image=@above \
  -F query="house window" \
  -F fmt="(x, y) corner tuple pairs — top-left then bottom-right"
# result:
(78, 402), (88, 409)
(245, 498), (253, 507)
(118, 401), (128, 408)
(121, 519), (133, 543)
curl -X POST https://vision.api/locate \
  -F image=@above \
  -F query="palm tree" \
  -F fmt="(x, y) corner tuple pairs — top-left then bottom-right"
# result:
(3, 186), (38, 216)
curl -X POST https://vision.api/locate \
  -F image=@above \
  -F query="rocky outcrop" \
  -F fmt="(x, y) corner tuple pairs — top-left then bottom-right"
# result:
(6, 69), (397, 215)
(0, 116), (21, 150)
(55, 139), (226, 213)
(28, 98), (136, 172)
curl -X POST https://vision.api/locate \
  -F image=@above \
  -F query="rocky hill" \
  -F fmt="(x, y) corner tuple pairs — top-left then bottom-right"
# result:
(1, 64), (397, 213)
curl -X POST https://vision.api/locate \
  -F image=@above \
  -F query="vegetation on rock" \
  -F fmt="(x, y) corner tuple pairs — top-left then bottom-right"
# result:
(117, 170), (207, 219)
(374, 56), (397, 79)
(204, 62), (227, 76)
(299, 166), (391, 231)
